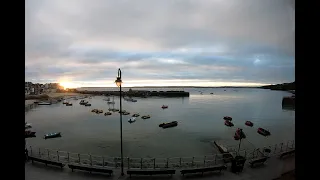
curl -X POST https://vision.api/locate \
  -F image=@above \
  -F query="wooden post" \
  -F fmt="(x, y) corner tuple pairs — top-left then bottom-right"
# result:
(127, 157), (130, 169)
(67, 152), (70, 163)
(57, 151), (59, 161)
(140, 158), (143, 169)
(180, 158), (182, 166)
(102, 157), (105, 167)
(78, 154), (80, 164)
(204, 156), (206, 166)
(166, 158), (169, 168)
(153, 158), (156, 169)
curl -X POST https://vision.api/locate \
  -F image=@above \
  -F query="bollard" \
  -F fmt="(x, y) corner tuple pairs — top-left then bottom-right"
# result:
(153, 158), (156, 169)
(102, 157), (105, 167)
(127, 157), (130, 169)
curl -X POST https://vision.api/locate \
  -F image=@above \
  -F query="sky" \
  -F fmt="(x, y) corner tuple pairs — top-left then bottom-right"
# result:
(25, 0), (295, 88)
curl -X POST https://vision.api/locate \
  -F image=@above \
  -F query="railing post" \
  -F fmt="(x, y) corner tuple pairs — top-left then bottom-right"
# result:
(102, 157), (105, 167)
(166, 158), (169, 168)
(140, 158), (143, 169)
(153, 158), (156, 169)
(67, 152), (70, 163)
(180, 157), (182, 166)
(78, 154), (80, 164)
(57, 151), (59, 162)
(204, 156), (206, 166)
(127, 157), (130, 169)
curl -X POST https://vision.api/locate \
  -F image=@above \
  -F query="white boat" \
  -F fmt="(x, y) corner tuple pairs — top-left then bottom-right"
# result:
(25, 123), (32, 129)
(128, 117), (136, 123)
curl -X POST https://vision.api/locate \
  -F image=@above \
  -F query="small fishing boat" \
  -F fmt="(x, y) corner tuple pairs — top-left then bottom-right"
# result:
(92, 109), (98, 112)
(131, 99), (137, 102)
(132, 113), (140, 117)
(234, 128), (246, 140)
(38, 102), (52, 105)
(44, 132), (61, 139)
(25, 131), (36, 138)
(122, 111), (130, 115)
(223, 116), (232, 121)
(79, 100), (88, 105)
(104, 112), (112, 116)
(257, 128), (271, 136)
(97, 110), (103, 114)
(245, 121), (254, 127)
(66, 103), (73, 106)
(141, 115), (151, 119)
(128, 117), (136, 123)
(107, 101), (115, 104)
(224, 120), (234, 127)
(25, 123), (32, 129)
(159, 121), (178, 128)
(161, 105), (168, 109)
(85, 103), (91, 106)
(62, 101), (68, 104)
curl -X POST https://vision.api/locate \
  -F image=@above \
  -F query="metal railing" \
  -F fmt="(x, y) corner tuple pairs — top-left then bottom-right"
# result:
(28, 140), (294, 170)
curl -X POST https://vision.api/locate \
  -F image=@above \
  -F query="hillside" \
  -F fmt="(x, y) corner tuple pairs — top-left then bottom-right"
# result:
(260, 81), (295, 91)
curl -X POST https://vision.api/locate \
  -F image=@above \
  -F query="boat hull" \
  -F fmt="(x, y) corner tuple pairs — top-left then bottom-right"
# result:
(44, 133), (61, 139)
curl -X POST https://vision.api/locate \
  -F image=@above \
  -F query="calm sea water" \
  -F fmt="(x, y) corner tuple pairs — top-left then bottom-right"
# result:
(25, 88), (295, 158)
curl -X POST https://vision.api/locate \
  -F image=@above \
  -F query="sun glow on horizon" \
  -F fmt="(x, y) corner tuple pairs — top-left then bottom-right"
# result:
(59, 81), (79, 90)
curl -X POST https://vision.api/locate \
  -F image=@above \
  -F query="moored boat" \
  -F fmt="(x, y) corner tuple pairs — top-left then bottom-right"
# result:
(257, 128), (271, 136)
(132, 113), (140, 117)
(85, 103), (91, 106)
(44, 132), (61, 139)
(245, 121), (254, 127)
(79, 100), (88, 105)
(234, 128), (246, 140)
(25, 123), (32, 129)
(224, 120), (234, 127)
(223, 116), (232, 121)
(141, 115), (151, 119)
(161, 105), (168, 109)
(38, 102), (52, 105)
(104, 112), (112, 116)
(66, 103), (73, 106)
(159, 121), (178, 128)
(122, 111), (130, 115)
(128, 117), (136, 123)
(25, 131), (36, 138)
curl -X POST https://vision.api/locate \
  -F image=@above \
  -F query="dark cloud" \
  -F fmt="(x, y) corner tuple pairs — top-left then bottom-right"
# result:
(25, 0), (295, 86)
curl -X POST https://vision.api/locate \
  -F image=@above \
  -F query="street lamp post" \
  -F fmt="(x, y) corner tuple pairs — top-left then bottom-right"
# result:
(115, 68), (124, 176)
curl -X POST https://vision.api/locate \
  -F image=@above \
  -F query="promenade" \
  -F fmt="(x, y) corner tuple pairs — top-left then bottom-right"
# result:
(25, 155), (294, 180)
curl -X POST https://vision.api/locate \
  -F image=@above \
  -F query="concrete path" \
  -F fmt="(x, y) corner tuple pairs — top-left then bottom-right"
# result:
(25, 156), (294, 180)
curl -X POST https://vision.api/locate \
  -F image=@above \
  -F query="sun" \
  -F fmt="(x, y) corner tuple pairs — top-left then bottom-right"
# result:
(59, 81), (78, 90)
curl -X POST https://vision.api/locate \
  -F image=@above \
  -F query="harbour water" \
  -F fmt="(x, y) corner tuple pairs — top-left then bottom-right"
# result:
(25, 88), (295, 158)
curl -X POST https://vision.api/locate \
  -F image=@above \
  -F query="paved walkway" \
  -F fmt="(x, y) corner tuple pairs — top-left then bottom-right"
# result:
(25, 156), (294, 180)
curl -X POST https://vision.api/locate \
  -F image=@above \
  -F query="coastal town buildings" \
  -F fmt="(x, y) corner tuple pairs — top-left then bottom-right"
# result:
(25, 82), (63, 95)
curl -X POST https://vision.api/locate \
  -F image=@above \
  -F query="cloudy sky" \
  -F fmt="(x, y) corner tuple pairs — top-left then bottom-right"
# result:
(25, 0), (295, 88)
